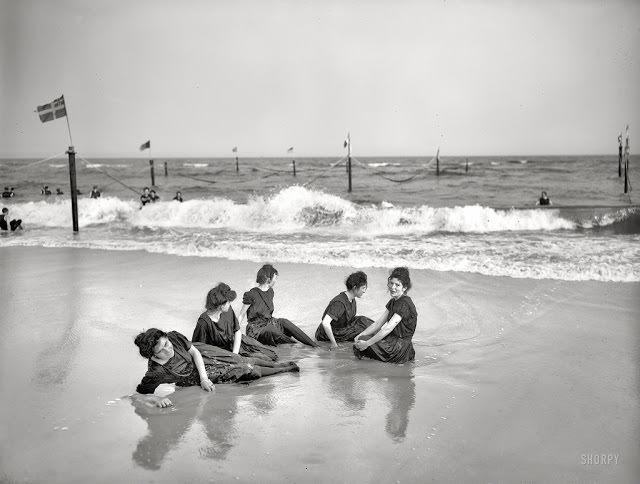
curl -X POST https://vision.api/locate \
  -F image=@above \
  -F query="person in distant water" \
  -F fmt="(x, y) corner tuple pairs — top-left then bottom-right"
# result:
(149, 190), (160, 202)
(315, 271), (374, 348)
(2, 187), (14, 198)
(90, 185), (101, 198)
(173, 191), (183, 202)
(353, 267), (417, 364)
(55, 188), (64, 195)
(239, 264), (320, 347)
(192, 283), (278, 362)
(132, 328), (299, 408)
(41, 185), (52, 196)
(140, 187), (152, 206)
(0, 207), (22, 232)
(536, 191), (551, 206)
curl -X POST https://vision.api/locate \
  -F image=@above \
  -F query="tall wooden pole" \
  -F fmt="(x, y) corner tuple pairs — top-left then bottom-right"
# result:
(618, 134), (623, 177)
(347, 133), (352, 192)
(67, 146), (79, 232)
(292, 159), (296, 176)
(235, 155), (239, 172)
(149, 159), (155, 186)
(624, 126), (630, 194)
(164, 161), (168, 176)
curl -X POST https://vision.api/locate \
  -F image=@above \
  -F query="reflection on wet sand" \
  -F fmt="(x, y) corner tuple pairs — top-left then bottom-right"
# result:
(131, 382), (278, 469)
(382, 369), (416, 442)
(322, 353), (415, 442)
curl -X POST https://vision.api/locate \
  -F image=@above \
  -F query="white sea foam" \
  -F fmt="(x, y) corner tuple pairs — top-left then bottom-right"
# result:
(2, 187), (638, 282)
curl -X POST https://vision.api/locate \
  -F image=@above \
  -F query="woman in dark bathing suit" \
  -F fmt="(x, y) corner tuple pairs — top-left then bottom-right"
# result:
(132, 329), (299, 408)
(238, 264), (318, 347)
(315, 271), (374, 348)
(353, 267), (417, 364)
(192, 282), (278, 362)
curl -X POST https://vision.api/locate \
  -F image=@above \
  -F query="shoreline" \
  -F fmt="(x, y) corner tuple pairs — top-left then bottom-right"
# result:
(1, 246), (638, 483)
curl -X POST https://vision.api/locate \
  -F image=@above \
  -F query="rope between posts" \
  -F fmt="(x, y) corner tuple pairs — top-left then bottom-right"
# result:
(350, 156), (427, 184)
(77, 156), (142, 196)
(25, 152), (66, 168)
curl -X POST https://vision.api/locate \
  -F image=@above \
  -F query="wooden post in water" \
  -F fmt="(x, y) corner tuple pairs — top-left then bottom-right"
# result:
(346, 133), (352, 192)
(618, 133), (623, 177)
(624, 125), (630, 194)
(292, 159), (296, 177)
(164, 161), (168, 176)
(149, 159), (155, 186)
(67, 146), (79, 232)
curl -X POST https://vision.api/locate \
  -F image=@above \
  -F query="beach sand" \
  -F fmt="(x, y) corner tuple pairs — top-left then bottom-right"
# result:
(0, 246), (638, 483)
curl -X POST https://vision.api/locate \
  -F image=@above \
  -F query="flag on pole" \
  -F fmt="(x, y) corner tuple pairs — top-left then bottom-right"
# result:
(343, 133), (351, 149)
(232, 146), (238, 153)
(139, 140), (151, 151)
(287, 146), (294, 153)
(37, 96), (67, 123)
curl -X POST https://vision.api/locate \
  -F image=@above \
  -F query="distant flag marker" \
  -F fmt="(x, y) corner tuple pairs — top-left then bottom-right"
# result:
(36, 95), (67, 123)
(232, 146), (238, 153)
(139, 140), (151, 151)
(287, 146), (294, 153)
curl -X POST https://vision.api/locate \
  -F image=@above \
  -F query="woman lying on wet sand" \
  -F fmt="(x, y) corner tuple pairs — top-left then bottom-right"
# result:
(132, 329), (299, 408)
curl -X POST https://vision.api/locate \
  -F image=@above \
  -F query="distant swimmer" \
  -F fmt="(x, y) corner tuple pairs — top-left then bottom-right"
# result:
(140, 187), (152, 206)
(90, 185), (101, 198)
(2, 187), (14, 198)
(56, 188), (64, 195)
(536, 191), (551, 206)
(149, 190), (160, 202)
(0, 207), (22, 232)
(41, 185), (52, 196)
(173, 191), (183, 202)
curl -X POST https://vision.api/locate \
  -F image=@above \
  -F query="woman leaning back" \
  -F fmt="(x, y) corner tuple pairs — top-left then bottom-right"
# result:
(132, 329), (299, 408)
(192, 283), (278, 362)
(353, 267), (417, 363)
(315, 271), (374, 348)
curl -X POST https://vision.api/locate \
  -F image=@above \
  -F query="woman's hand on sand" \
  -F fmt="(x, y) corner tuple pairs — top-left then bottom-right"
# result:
(155, 397), (173, 408)
(353, 339), (368, 351)
(200, 378), (215, 392)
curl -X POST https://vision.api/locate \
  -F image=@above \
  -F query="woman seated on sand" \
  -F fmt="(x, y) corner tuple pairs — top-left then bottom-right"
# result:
(192, 283), (278, 362)
(315, 271), (374, 348)
(353, 267), (417, 363)
(133, 329), (299, 408)
(239, 264), (319, 347)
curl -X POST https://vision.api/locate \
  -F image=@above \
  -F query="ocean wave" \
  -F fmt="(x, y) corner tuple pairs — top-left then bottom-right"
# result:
(3, 186), (636, 235)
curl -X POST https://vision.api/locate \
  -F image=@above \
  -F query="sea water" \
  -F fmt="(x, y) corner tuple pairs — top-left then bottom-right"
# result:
(1, 154), (638, 281)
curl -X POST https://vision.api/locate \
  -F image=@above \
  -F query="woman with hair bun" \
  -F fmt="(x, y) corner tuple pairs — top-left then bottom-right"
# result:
(353, 267), (417, 363)
(239, 264), (319, 347)
(315, 271), (374, 348)
(132, 328), (299, 407)
(192, 283), (278, 362)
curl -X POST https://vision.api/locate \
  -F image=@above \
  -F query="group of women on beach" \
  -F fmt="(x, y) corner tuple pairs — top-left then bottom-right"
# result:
(134, 264), (417, 408)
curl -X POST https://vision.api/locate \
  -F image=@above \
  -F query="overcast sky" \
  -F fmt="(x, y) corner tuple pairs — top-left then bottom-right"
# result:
(1, 0), (639, 158)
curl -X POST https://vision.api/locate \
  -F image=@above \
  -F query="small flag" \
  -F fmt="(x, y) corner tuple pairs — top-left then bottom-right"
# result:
(139, 140), (151, 151)
(37, 95), (67, 123)
(232, 146), (238, 153)
(343, 133), (350, 149)
(287, 146), (294, 153)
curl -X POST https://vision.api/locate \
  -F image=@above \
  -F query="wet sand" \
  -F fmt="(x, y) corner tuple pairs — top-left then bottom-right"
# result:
(0, 246), (638, 483)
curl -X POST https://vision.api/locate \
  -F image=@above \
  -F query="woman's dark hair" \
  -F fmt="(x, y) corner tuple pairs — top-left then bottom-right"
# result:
(205, 282), (237, 310)
(256, 264), (278, 284)
(345, 271), (368, 290)
(388, 267), (412, 291)
(134, 328), (167, 359)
